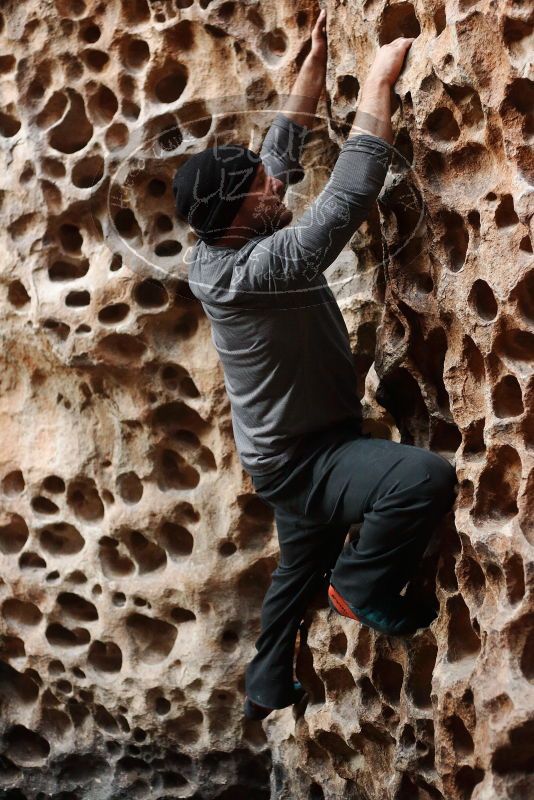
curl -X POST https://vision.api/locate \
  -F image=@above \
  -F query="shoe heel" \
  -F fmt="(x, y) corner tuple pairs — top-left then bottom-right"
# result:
(244, 697), (272, 720)
(327, 585), (343, 614)
(328, 584), (360, 621)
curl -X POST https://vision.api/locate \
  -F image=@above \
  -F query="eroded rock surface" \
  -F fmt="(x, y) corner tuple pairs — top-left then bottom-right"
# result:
(0, 0), (532, 798)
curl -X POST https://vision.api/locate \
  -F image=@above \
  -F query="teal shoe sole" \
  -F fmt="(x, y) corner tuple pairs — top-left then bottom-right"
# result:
(328, 587), (433, 638)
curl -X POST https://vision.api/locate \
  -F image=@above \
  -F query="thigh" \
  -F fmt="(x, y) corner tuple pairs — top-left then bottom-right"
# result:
(303, 435), (455, 527)
(255, 431), (456, 529)
(273, 505), (350, 571)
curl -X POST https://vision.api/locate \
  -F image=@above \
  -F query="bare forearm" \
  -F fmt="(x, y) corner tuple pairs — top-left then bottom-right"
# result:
(281, 53), (325, 129)
(350, 76), (393, 144)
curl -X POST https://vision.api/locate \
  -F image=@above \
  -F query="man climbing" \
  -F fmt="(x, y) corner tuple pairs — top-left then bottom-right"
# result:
(172, 9), (458, 721)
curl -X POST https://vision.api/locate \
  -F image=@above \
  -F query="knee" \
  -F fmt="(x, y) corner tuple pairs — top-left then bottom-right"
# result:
(419, 451), (458, 512)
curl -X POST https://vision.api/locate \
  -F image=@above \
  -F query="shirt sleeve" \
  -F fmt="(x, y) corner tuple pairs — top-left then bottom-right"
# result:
(230, 132), (395, 295)
(259, 112), (310, 190)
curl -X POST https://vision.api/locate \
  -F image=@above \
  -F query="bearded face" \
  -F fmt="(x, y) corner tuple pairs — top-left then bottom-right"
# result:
(235, 162), (293, 237)
(250, 192), (294, 234)
(209, 161), (294, 247)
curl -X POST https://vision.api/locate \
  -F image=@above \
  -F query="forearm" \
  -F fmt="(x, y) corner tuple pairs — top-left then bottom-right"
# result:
(291, 133), (394, 260)
(350, 76), (393, 145)
(281, 53), (325, 129)
(239, 134), (394, 293)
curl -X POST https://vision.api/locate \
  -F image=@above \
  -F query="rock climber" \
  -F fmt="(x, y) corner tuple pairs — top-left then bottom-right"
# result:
(172, 9), (458, 721)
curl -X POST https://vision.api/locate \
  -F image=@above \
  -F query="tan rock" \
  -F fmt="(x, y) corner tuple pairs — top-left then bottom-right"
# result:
(0, 0), (532, 797)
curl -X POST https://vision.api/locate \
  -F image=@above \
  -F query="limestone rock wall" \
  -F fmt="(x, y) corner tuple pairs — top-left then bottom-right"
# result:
(0, 0), (532, 798)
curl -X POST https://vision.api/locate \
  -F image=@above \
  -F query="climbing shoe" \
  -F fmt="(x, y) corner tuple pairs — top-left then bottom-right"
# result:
(243, 680), (307, 720)
(327, 582), (437, 637)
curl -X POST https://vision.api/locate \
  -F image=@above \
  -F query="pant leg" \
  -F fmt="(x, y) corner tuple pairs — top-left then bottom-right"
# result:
(246, 431), (457, 704)
(245, 509), (350, 709)
(301, 438), (458, 606)
(256, 434), (457, 608)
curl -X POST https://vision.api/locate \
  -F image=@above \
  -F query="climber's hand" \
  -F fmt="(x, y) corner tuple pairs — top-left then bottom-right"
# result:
(367, 37), (415, 87)
(309, 8), (327, 66)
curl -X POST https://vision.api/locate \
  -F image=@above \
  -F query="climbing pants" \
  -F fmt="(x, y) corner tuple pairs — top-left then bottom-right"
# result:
(244, 419), (458, 709)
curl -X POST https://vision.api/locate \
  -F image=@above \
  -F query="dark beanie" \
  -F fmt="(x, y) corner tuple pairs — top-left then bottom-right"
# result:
(172, 144), (262, 244)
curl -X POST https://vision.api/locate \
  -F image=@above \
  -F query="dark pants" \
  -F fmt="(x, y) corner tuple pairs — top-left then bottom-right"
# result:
(245, 420), (458, 709)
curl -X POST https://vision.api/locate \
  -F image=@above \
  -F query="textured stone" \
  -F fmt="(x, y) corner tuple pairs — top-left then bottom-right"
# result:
(0, 0), (532, 798)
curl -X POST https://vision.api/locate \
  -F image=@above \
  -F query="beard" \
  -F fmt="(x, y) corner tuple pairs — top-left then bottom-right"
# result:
(276, 206), (293, 228)
(251, 198), (293, 234)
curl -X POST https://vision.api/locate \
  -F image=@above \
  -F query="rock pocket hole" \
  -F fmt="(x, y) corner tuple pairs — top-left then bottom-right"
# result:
(105, 122), (129, 151)
(81, 49), (109, 71)
(65, 289), (90, 307)
(378, 2), (421, 45)
(337, 74), (360, 105)
(472, 444), (520, 523)
(71, 154), (104, 188)
(80, 22), (100, 43)
(155, 240), (182, 257)
(123, 38), (150, 70)
(59, 223), (83, 253)
(457, 555), (486, 607)
(504, 553), (525, 606)
(171, 606), (195, 623)
(440, 209), (468, 272)
(67, 478), (104, 522)
(495, 326), (534, 368)
(152, 63), (188, 104)
(2, 470), (25, 495)
(120, 0), (150, 24)
(328, 631), (348, 657)
(434, 6), (446, 34)
(510, 268), (534, 325)
(116, 472), (143, 504)
(520, 627), (534, 681)
(87, 84), (118, 125)
(176, 100), (212, 138)
(39, 522), (84, 555)
(425, 106), (460, 141)
(455, 765), (484, 799)
(31, 496), (60, 515)
(49, 91), (93, 153)
(0, 514), (29, 553)
(260, 28), (288, 64)
(7, 280), (30, 307)
(372, 657), (403, 705)
(406, 641), (437, 708)
(468, 279), (498, 321)
(156, 449), (199, 490)
(97, 333), (147, 363)
(159, 521), (194, 556)
(492, 720), (534, 774)
(219, 540), (236, 557)
(42, 475), (65, 493)
(48, 258), (89, 281)
(495, 193), (519, 227)
(446, 594), (481, 662)
(0, 110), (21, 137)
(503, 15), (534, 61)
(445, 714), (474, 757)
(113, 208), (141, 238)
(98, 303), (129, 324)
(492, 374), (523, 417)
(133, 278), (168, 307)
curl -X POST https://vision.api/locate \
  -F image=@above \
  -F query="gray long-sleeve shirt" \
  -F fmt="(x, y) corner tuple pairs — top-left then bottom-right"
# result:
(186, 113), (394, 476)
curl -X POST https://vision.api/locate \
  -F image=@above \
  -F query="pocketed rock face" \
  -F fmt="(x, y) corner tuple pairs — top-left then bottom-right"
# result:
(0, 1), (532, 798)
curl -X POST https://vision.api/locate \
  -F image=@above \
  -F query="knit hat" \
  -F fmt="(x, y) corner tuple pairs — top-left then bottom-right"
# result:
(172, 144), (262, 244)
